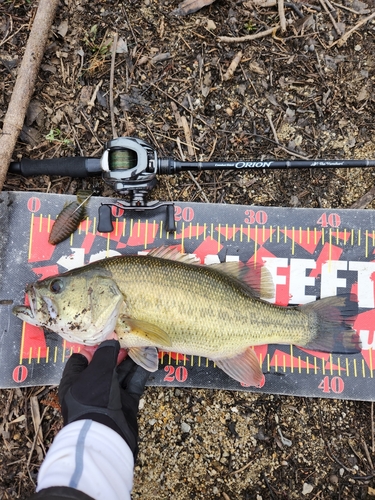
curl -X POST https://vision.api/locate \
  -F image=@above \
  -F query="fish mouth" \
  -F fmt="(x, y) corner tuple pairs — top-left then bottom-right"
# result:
(12, 285), (42, 325)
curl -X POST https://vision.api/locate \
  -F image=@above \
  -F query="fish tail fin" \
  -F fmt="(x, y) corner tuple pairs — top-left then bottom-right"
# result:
(299, 294), (360, 354)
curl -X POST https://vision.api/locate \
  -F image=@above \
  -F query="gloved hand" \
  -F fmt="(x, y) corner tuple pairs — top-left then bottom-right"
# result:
(59, 339), (149, 458)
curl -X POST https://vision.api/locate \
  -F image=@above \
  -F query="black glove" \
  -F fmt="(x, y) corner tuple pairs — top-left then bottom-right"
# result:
(59, 339), (149, 458)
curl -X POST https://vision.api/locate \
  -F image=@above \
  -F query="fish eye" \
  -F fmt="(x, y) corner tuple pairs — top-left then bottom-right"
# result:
(49, 279), (64, 294)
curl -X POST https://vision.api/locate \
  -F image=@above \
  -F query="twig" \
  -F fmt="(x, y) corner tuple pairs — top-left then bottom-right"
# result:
(350, 186), (375, 209)
(266, 110), (280, 144)
(330, 11), (375, 47)
(110, 32), (118, 139)
(278, 0), (287, 32)
(318, 0), (343, 36)
(223, 51), (243, 81)
(188, 171), (210, 203)
(331, 1), (368, 14)
(218, 26), (279, 43)
(87, 79), (103, 114)
(228, 459), (255, 475)
(0, 0), (60, 191)
(181, 116), (195, 157)
(362, 439), (374, 470)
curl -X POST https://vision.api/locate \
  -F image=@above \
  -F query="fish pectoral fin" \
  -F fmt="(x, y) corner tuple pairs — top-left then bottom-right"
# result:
(128, 347), (159, 372)
(214, 347), (264, 387)
(121, 316), (172, 347)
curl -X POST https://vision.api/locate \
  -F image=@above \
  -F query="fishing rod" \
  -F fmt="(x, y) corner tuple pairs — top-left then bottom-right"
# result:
(9, 136), (375, 232)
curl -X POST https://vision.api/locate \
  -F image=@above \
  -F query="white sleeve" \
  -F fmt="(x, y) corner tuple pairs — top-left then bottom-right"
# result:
(36, 420), (134, 500)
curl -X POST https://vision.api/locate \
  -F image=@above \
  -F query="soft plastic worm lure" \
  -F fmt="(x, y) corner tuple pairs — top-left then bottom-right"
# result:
(48, 191), (92, 245)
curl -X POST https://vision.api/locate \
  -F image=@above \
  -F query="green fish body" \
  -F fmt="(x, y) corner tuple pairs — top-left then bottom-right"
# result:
(13, 247), (359, 386)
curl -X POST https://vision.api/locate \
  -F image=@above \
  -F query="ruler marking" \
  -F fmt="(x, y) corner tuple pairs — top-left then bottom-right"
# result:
(292, 227), (295, 255)
(329, 354), (333, 375)
(370, 348), (373, 378)
(306, 356), (309, 374)
(290, 346), (294, 373)
(329, 228), (332, 267)
(181, 222), (185, 252)
(46, 347), (49, 364)
(144, 219), (149, 249)
(62, 341), (66, 363)
(19, 323), (26, 365)
(28, 213), (35, 260)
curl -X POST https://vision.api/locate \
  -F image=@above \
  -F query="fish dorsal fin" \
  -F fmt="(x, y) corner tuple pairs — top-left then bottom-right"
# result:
(147, 245), (200, 265)
(208, 262), (274, 299)
(214, 347), (264, 387)
(121, 316), (172, 347)
(128, 346), (159, 372)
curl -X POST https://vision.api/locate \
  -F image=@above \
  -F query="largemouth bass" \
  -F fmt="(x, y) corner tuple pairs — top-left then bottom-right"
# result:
(12, 246), (359, 386)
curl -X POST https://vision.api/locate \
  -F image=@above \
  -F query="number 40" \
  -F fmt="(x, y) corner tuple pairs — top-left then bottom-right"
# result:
(318, 375), (344, 394)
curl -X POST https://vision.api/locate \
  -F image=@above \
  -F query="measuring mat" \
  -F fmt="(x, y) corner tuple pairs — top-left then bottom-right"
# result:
(1, 191), (375, 401)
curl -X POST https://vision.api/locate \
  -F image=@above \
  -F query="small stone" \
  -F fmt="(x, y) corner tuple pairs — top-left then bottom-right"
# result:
(302, 483), (314, 495)
(181, 422), (191, 433)
(329, 474), (338, 485)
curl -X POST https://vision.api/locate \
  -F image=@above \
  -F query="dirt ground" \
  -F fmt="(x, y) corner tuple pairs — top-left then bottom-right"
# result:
(1, 0), (375, 498)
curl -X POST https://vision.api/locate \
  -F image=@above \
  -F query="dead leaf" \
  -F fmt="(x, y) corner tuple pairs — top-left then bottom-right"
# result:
(172, 0), (216, 16)
(57, 20), (69, 38)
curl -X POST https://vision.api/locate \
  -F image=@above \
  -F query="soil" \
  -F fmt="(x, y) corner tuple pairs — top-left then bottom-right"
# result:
(1, 0), (375, 498)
